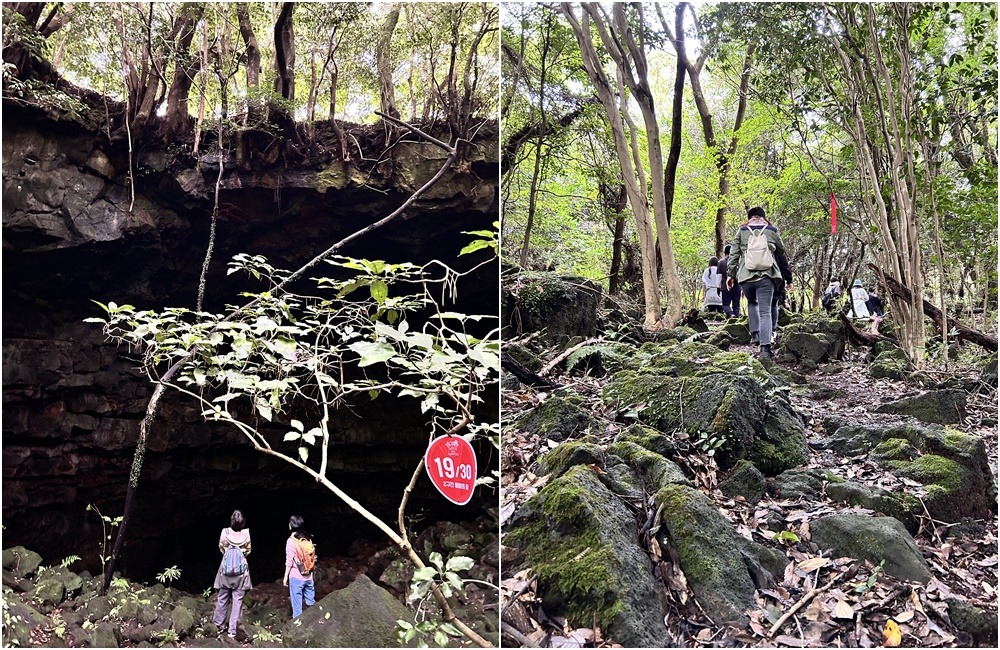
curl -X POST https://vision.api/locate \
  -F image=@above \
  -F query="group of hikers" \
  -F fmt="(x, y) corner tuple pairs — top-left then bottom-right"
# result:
(701, 206), (884, 359)
(212, 511), (317, 639)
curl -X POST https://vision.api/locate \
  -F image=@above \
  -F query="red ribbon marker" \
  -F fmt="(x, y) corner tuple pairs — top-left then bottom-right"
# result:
(425, 436), (477, 505)
(831, 193), (838, 235)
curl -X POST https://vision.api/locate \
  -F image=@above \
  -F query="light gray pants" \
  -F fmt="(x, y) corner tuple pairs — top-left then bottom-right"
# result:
(742, 278), (776, 347)
(213, 587), (246, 636)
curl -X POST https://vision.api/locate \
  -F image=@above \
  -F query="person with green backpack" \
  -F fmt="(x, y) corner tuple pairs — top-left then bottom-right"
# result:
(725, 206), (791, 359)
(212, 510), (252, 639)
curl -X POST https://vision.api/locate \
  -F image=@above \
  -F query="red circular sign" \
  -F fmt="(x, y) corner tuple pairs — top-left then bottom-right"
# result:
(424, 436), (477, 506)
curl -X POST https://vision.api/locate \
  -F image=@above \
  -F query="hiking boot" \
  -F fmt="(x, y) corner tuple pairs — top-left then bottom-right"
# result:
(759, 344), (772, 359)
(750, 331), (759, 344)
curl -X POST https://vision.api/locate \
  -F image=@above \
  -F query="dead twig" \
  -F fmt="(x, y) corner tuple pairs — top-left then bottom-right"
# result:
(768, 577), (836, 637)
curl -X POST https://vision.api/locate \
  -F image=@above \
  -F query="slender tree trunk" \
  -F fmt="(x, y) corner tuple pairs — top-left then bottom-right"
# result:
(273, 2), (296, 101)
(519, 13), (552, 267)
(163, 4), (205, 141)
(376, 6), (401, 119)
(236, 3), (261, 123)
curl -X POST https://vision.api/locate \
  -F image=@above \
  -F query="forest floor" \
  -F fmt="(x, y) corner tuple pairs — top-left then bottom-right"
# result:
(500, 320), (998, 648)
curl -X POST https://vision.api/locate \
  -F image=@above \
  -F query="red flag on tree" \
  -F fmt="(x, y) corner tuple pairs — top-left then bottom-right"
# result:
(830, 193), (837, 234)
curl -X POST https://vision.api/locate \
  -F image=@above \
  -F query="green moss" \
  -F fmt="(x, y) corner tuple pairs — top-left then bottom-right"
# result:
(892, 454), (964, 492)
(943, 429), (981, 458)
(606, 440), (687, 489)
(505, 467), (629, 629)
(871, 438), (920, 462)
(614, 424), (676, 458)
(538, 437), (605, 479)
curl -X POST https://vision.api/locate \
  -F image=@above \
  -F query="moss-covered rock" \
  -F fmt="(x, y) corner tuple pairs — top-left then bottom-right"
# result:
(947, 598), (998, 646)
(870, 348), (912, 380)
(170, 604), (196, 636)
(30, 566), (83, 609)
(821, 420), (995, 522)
(719, 320), (752, 345)
(778, 314), (845, 365)
(280, 574), (420, 648)
(504, 343), (542, 372)
(2, 546), (43, 579)
(606, 440), (690, 489)
(1, 590), (48, 646)
(655, 484), (787, 627)
(808, 514), (930, 583)
(89, 621), (120, 648)
(615, 424), (677, 458)
(719, 460), (766, 504)
(874, 389), (968, 424)
(978, 352), (997, 391)
(823, 482), (921, 530)
(504, 274), (602, 346)
(506, 466), (668, 646)
(603, 370), (806, 474)
(537, 438), (606, 479)
(513, 395), (599, 442)
(768, 468), (842, 500)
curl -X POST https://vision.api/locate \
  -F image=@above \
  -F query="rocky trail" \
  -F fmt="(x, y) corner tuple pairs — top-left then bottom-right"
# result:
(499, 274), (998, 648)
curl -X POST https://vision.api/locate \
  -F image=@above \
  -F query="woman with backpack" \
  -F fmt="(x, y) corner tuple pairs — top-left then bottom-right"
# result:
(283, 515), (316, 618)
(702, 256), (724, 313)
(212, 510), (252, 639)
(725, 207), (791, 359)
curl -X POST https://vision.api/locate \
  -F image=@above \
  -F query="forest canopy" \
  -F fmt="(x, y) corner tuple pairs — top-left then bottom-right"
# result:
(3, 2), (499, 143)
(501, 1), (997, 362)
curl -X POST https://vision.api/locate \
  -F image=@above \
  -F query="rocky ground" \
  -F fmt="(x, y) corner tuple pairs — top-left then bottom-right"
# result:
(2, 518), (499, 647)
(500, 275), (998, 648)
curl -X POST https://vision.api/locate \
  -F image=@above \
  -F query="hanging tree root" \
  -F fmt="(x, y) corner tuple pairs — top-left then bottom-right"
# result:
(871, 263), (997, 352)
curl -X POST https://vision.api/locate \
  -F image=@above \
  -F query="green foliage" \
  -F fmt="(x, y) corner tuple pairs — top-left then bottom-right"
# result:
(85, 503), (122, 580)
(58, 555), (81, 569)
(155, 565), (182, 585)
(395, 617), (464, 648)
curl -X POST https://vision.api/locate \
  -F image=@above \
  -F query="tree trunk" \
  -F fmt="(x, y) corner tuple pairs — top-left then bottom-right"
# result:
(519, 12), (552, 268)
(561, 3), (663, 328)
(162, 4), (205, 141)
(376, 6), (401, 119)
(273, 2), (296, 101)
(236, 3), (261, 123)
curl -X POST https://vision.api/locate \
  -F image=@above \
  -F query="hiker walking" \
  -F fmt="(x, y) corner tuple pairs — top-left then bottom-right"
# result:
(212, 510), (252, 639)
(866, 285), (884, 317)
(717, 244), (742, 318)
(821, 281), (842, 314)
(850, 280), (871, 319)
(702, 256), (724, 313)
(725, 207), (790, 359)
(283, 515), (317, 618)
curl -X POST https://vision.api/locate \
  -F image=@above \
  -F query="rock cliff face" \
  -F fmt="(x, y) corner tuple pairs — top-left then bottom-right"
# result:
(2, 106), (499, 585)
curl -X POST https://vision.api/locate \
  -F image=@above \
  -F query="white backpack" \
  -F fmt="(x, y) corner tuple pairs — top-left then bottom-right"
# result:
(744, 227), (774, 271)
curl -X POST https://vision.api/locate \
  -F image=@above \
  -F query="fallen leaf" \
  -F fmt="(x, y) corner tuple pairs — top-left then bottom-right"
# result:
(833, 599), (854, 620)
(798, 557), (831, 573)
(894, 610), (914, 623)
(882, 619), (902, 647)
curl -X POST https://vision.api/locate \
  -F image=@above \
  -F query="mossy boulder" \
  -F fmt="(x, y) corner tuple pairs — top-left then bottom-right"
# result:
(768, 468), (842, 500)
(947, 598), (998, 646)
(2, 546), (43, 579)
(89, 621), (121, 648)
(603, 370), (806, 474)
(655, 484), (787, 627)
(513, 395), (599, 442)
(874, 389), (968, 424)
(615, 424), (677, 458)
(504, 343), (542, 372)
(719, 460), (766, 504)
(506, 465), (668, 647)
(537, 438), (606, 479)
(808, 514), (931, 583)
(504, 274), (601, 346)
(30, 566), (83, 609)
(823, 482), (921, 530)
(280, 574), (419, 648)
(819, 420), (994, 522)
(170, 604), (196, 636)
(606, 439), (689, 489)
(1, 590), (48, 646)
(978, 353), (997, 390)
(870, 348), (912, 380)
(719, 320), (752, 344)
(778, 314), (845, 364)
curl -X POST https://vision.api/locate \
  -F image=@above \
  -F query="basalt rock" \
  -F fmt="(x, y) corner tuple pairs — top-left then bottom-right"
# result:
(502, 273), (601, 347)
(808, 514), (931, 584)
(873, 389), (968, 425)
